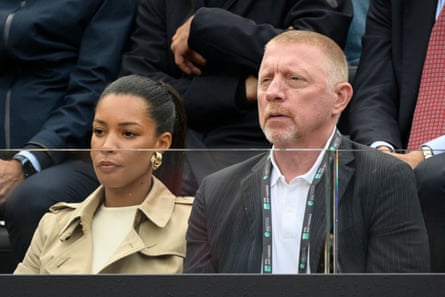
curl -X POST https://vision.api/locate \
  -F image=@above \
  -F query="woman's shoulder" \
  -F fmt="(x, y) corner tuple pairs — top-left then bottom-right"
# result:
(37, 202), (82, 233)
(41, 187), (103, 230)
(49, 201), (82, 214)
(174, 196), (194, 205)
(172, 196), (194, 223)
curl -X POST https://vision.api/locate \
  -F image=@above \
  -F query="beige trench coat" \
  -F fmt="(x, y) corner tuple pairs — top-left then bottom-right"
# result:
(14, 177), (193, 274)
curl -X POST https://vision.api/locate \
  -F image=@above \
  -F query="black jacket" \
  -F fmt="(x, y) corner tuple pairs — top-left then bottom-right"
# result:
(0, 0), (137, 165)
(185, 136), (430, 273)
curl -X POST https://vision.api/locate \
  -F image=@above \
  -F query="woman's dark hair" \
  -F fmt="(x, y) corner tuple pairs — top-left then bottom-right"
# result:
(99, 74), (187, 195)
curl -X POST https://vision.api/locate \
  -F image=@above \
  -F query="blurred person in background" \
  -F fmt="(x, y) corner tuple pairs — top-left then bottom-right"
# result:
(0, 0), (138, 269)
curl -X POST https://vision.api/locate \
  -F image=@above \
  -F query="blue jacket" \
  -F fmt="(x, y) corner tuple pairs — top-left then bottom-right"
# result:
(0, 0), (137, 165)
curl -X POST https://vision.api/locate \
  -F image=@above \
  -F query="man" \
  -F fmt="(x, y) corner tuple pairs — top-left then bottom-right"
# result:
(120, 0), (352, 195)
(184, 30), (430, 273)
(344, 0), (445, 271)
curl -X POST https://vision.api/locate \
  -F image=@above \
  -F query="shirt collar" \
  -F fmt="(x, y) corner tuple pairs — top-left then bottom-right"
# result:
(269, 128), (337, 187)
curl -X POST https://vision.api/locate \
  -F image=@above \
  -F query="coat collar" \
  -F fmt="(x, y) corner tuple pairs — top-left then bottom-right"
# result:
(52, 177), (176, 241)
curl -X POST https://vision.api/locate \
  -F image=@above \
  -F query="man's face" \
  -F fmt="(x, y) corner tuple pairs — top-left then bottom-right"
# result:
(257, 42), (337, 148)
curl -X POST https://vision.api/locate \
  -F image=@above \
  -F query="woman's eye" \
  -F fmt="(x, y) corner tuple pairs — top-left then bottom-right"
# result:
(123, 131), (137, 137)
(93, 128), (104, 136)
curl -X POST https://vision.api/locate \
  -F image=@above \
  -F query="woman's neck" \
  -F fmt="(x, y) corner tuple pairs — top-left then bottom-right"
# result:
(103, 177), (153, 207)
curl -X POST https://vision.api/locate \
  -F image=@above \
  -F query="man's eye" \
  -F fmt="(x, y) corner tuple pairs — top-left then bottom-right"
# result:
(260, 78), (272, 87)
(288, 76), (307, 88)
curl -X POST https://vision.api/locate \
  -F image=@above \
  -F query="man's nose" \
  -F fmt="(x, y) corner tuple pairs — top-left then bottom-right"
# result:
(265, 77), (285, 101)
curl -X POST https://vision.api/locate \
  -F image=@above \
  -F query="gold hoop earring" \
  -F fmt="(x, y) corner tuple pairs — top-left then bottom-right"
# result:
(151, 152), (163, 170)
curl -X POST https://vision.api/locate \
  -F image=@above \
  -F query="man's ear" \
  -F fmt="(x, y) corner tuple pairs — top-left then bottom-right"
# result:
(333, 82), (353, 116)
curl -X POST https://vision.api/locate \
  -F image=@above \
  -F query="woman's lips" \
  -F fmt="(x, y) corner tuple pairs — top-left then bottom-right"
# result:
(96, 160), (121, 172)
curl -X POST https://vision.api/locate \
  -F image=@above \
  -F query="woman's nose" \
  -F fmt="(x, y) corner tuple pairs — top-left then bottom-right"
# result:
(99, 134), (119, 152)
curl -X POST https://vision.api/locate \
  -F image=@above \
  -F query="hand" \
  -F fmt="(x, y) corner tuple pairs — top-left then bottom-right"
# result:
(390, 150), (424, 169)
(245, 75), (258, 102)
(377, 147), (424, 169)
(0, 159), (25, 204)
(376, 145), (393, 153)
(171, 16), (207, 76)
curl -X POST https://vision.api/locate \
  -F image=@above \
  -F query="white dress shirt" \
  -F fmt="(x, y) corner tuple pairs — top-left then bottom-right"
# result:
(269, 129), (335, 274)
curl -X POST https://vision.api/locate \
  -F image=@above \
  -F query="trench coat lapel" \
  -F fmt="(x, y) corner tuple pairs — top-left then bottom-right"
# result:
(44, 230), (93, 273)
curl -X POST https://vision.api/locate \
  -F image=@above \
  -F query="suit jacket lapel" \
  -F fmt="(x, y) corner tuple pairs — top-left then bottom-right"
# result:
(310, 138), (355, 272)
(241, 153), (269, 272)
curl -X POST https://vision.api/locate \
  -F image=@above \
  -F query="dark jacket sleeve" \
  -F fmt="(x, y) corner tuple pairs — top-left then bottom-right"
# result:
(184, 179), (217, 273)
(189, 1), (352, 72)
(363, 153), (430, 272)
(28, 0), (138, 166)
(337, 142), (430, 272)
(187, 1), (352, 118)
(120, 0), (247, 127)
(346, 0), (402, 148)
(120, 0), (191, 94)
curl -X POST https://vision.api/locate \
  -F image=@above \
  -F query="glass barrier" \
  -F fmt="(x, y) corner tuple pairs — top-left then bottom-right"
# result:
(0, 147), (437, 275)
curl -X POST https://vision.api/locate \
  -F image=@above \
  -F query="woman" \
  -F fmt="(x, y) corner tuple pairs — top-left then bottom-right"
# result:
(14, 75), (192, 274)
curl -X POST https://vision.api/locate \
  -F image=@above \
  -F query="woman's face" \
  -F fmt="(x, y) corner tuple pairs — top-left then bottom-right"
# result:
(90, 94), (171, 191)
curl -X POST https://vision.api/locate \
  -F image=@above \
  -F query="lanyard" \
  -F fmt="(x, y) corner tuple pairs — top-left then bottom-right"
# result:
(261, 130), (342, 274)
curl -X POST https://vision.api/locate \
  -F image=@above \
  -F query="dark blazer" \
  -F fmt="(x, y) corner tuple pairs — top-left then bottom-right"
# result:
(345, 0), (437, 149)
(121, 0), (352, 148)
(184, 136), (430, 273)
